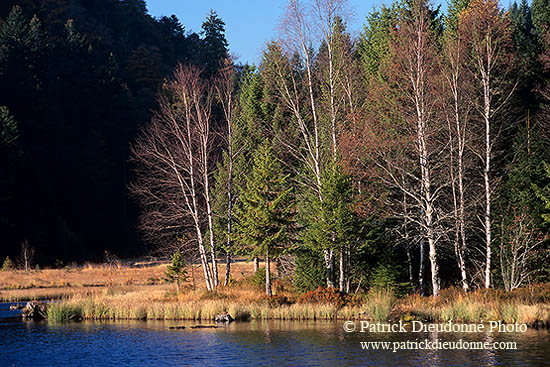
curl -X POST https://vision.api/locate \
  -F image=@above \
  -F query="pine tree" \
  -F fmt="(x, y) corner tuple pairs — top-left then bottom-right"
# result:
(233, 141), (294, 296)
(1, 256), (14, 271)
(509, 0), (540, 110)
(164, 250), (188, 293)
(0, 6), (43, 109)
(299, 163), (356, 292)
(534, 162), (550, 225)
(0, 106), (19, 153)
(358, 4), (400, 83)
(200, 10), (229, 76)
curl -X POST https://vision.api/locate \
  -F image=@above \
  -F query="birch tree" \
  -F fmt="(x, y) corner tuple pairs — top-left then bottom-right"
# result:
(214, 59), (237, 286)
(362, 0), (446, 296)
(270, 0), (356, 289)
(499, 210), (547, 290)
(131, 65), (219, 291)
(441, 27), (473, 291)
(459, 0), (516, 288)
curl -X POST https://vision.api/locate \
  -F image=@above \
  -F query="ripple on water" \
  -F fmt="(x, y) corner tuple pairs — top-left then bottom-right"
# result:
(0, 316), (549, 367)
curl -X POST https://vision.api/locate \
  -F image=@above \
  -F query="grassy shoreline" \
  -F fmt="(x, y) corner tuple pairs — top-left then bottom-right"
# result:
(2, 264), (550, 327)
(42, 286), (550, 328)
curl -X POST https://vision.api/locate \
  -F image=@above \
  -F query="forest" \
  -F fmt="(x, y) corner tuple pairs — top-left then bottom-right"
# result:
(2, 0), (550, 298)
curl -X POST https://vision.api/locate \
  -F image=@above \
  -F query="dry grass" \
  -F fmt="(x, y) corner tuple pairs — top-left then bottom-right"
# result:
(44, 284), (550, 324)
(47, 287), (364, 322)
(396, 285), (550, 327)
(0, 261), (257, 302)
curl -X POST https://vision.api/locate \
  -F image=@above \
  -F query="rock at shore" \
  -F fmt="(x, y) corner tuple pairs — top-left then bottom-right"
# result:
(21, 301), (47, 321)
(214, 312), (234, 323)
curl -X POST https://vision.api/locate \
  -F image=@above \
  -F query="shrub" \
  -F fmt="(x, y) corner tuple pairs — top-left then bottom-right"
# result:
(2, 256), (14, 271)
(199, 290), (228, 301)
(259, 294), (293, 307)
(369, 264), (399, 290)
(297, 286), (346, 308)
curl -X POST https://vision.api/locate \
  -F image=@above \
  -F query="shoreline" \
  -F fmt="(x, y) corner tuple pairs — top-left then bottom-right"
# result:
(1, 265), (549, 328)
(7, 288), (548, 330)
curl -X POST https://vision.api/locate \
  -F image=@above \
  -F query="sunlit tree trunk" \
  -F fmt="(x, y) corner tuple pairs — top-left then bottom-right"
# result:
(459, 0), (516, 288)
(265, 251), (272, 296)
(443, 33), (469, 291)
(215, 62), (236, 287)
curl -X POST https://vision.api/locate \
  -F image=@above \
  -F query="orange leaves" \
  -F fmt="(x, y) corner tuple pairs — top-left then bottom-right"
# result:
(458, 0), (513, 50)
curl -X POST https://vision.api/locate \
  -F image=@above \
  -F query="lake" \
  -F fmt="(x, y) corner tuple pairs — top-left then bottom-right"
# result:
(1, 303), (549, 366)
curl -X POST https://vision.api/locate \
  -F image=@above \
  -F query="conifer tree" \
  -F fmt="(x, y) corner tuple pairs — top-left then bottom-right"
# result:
(446, 0), (472, 32)
(534, 162), (550, 225)
(165, 250), (188, 293)
(0, 6), (43, 110)
(509, 0), (540, 111)
(200, 10), (229, 76)
(233, 142), (294, 296)
(358, 4), (400, 83)
(300, 163), (356, 292)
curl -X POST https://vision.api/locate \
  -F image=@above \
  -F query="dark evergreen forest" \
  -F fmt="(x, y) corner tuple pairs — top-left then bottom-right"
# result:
(0, 0), (229, 263)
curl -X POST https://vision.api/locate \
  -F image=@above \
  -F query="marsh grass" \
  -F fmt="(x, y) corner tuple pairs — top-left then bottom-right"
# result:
(399, 285), (550, 326)
(362, 289), (395, 322)
(47, 303), (83, 322)
(36, 284), (550, 325)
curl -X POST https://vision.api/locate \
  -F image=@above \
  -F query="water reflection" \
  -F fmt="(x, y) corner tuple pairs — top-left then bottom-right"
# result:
(0, 317), (548, 367)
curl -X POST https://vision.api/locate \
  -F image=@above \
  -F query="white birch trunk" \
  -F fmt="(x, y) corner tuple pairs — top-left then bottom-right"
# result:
(419, 239), (425, 296)
(224, 120), (233, 286)
(415, 29), (440, 297)
(406, 247), (414, 288)
(339, 249), (345, 292)
(183, 103), (214, 291)
(482, 53), (492, 289)
(447, 67), (469, 291)
(324, 249), (335, 288)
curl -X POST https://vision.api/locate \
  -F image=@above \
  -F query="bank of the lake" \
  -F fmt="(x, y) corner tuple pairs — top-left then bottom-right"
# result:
(43, 284), (550, 329)
(2, 265), (550, 327)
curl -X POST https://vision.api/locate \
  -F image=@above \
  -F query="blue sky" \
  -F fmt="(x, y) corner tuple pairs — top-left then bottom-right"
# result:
(145, 0), (445, 65)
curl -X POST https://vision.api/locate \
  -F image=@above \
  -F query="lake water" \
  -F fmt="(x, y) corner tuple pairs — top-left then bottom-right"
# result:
(1, 303), (549, 366)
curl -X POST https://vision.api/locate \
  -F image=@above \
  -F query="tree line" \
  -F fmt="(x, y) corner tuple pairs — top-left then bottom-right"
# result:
(132, 0), (550, 296)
